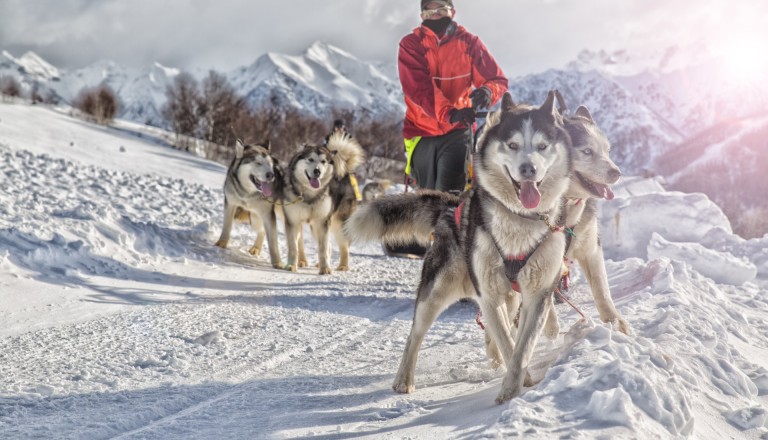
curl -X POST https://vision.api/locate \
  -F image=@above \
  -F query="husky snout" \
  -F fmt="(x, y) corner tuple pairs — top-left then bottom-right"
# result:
(519, 162), (537, 180)
(607, 166), (621, 183)
(312, 168), (322, 178)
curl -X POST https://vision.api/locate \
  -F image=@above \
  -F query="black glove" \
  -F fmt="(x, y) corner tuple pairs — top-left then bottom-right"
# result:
(449, 107), (476, 125)
(469, 86), (492, 110)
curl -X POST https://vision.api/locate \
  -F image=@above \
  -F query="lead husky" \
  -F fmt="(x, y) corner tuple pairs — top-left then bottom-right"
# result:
(483, 96), (631, 368)
(215, 141), (284, 268)
(345, 91), (572, 403)
(282, 133), (364, 274)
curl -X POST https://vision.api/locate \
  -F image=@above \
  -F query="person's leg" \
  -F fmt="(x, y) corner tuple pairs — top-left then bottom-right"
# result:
(434, 129), (471, 192)
(410, 137), (438, 190)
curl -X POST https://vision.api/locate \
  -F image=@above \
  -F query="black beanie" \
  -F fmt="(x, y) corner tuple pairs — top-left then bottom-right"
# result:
(421, 0), (453, 10)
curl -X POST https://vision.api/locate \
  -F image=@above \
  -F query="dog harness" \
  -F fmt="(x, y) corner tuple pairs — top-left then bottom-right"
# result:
(454, 198), (573, 293)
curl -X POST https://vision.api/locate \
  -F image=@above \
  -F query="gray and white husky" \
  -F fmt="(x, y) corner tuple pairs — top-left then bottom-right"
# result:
(483, 95), (631, 369)
(215, 140), (284, 268)
(282, 133), (364, 274)
(345, 91), (573, 403)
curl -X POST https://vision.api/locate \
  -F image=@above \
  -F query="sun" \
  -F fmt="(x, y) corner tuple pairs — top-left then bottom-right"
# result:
(714, 33), (768, 84)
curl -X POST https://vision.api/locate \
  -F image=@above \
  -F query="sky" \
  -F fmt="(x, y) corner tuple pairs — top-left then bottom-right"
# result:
(2, 0), (768, 77)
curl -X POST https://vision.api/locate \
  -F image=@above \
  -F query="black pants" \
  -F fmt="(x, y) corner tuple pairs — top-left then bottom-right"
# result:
(411, 128), (471, 192)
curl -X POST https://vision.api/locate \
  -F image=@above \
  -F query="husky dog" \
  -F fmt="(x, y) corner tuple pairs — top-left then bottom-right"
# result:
(482, 96), (631, 368)
(215, 141), (284, 268)
(345, 91), (572, 403)
(282, 133), (364, 274)
(362, 179), (392, 202)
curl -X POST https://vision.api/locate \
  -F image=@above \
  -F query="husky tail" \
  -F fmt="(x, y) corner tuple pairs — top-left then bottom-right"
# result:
(344, 190), (459, 246)
(327, 133), (365, 178)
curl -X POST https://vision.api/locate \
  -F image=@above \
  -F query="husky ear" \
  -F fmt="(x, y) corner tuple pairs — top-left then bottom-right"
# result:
(501, 92), (516, 112)
(553, 90), (568, 115)
(574, 106), (594, 122)
(486, 108), (502, 128)
(262, 140), (271, 151)
(235, 140), (245, 159)
(541, 90), (557, 117)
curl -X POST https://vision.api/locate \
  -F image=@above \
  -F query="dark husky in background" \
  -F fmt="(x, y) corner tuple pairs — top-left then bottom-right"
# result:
(215, 140), (284, 268)
(345, 91), (573, 403)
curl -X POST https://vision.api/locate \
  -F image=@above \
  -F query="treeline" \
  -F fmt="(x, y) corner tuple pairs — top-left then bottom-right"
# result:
(161, 70), (404, 166)
(1, 74), (119, 125)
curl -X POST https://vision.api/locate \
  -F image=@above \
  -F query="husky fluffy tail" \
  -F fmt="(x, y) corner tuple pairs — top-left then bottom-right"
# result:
(327, 133), (365, 178)
(343, 190), (459, 246)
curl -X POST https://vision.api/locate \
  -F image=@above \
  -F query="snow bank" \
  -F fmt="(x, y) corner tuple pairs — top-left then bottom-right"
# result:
(648, 233), (757, 285)
(600, 190), (732, 260)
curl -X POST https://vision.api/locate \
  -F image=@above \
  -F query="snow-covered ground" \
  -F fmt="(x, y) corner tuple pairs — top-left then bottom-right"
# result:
(1, 101), (767, 439)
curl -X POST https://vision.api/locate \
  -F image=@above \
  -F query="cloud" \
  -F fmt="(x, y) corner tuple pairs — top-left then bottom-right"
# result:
(1, 0), (767, 78)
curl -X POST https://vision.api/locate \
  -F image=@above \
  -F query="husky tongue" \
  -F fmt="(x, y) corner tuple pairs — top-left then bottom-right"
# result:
(520, 181), (541, 209)
(594, 183), (615, 200)
(260, 182), (273, 197)
(309, 177), (321, 189)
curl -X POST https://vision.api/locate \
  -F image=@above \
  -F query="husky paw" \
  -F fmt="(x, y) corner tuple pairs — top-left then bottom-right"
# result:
(298, 259), (309, 268)
(318, 266), (332, 275)
(271, 261), (284, 269)
(248, 245), (261, 256)
(613, 317), (632, 335)
(495, 382), (523, 404)
(335, 264), (350, 271)
(283, 263), (297, 272)
(392, 382), (415, 394)
(214, 239), (228, 248)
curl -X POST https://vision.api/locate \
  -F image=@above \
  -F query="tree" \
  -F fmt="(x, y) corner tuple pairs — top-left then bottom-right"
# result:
(162, 72), (200, 151)
(0, 76), (22, 101)
(73, 84), (119, 125)
(197, 70), (243, 147)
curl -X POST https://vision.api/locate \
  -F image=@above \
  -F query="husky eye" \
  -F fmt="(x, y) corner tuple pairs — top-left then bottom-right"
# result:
(507, 142), (520, 151)
(537, 143), (549, 151)
(582, 148), (593, 156)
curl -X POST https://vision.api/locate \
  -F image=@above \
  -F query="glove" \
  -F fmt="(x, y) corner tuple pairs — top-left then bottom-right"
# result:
(469, 86), (492, 110)
(449, 107), (476, 125)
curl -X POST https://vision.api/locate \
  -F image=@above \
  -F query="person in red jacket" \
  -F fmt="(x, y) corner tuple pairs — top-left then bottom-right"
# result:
(387, 0), (508, 257)
(400, 0), (508, 192)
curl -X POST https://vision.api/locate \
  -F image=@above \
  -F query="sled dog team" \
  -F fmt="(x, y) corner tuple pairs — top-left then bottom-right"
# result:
(215, 91), (630, 403)
(215, 132), (364, 275)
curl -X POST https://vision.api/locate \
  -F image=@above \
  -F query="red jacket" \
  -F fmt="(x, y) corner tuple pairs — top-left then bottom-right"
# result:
(398, 22), (508, 139)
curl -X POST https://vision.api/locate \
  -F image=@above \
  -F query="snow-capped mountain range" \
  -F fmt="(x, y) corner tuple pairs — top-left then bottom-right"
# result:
(2, 41), (768, 175)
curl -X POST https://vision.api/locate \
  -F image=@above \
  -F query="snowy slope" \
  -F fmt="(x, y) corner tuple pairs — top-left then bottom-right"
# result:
(1, 101), (767, 438)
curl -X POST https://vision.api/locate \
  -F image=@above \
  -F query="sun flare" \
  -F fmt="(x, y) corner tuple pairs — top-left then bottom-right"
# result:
(714, 34), (768, 83)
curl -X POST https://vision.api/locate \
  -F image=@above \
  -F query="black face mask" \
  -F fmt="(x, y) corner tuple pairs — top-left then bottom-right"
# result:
(422, 17), (452, 36)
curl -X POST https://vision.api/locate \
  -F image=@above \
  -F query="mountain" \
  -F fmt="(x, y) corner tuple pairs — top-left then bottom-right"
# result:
(562, 45), (768, 170)
(227, 41), (403, 119)
(507, 69), (685, 173)
(3, 41), (768, 179)
(1, 50), (61, 82)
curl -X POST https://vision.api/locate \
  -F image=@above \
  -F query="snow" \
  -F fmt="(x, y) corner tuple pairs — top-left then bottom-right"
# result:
(1, 101), (768, 439)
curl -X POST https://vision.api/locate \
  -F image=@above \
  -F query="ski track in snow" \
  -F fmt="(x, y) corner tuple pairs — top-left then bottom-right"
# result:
(1, 104), (768, 439)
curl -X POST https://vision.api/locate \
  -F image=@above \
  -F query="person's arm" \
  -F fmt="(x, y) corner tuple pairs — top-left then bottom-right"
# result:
(398, 36), (455, 124)
(468, 36), (508, 106)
